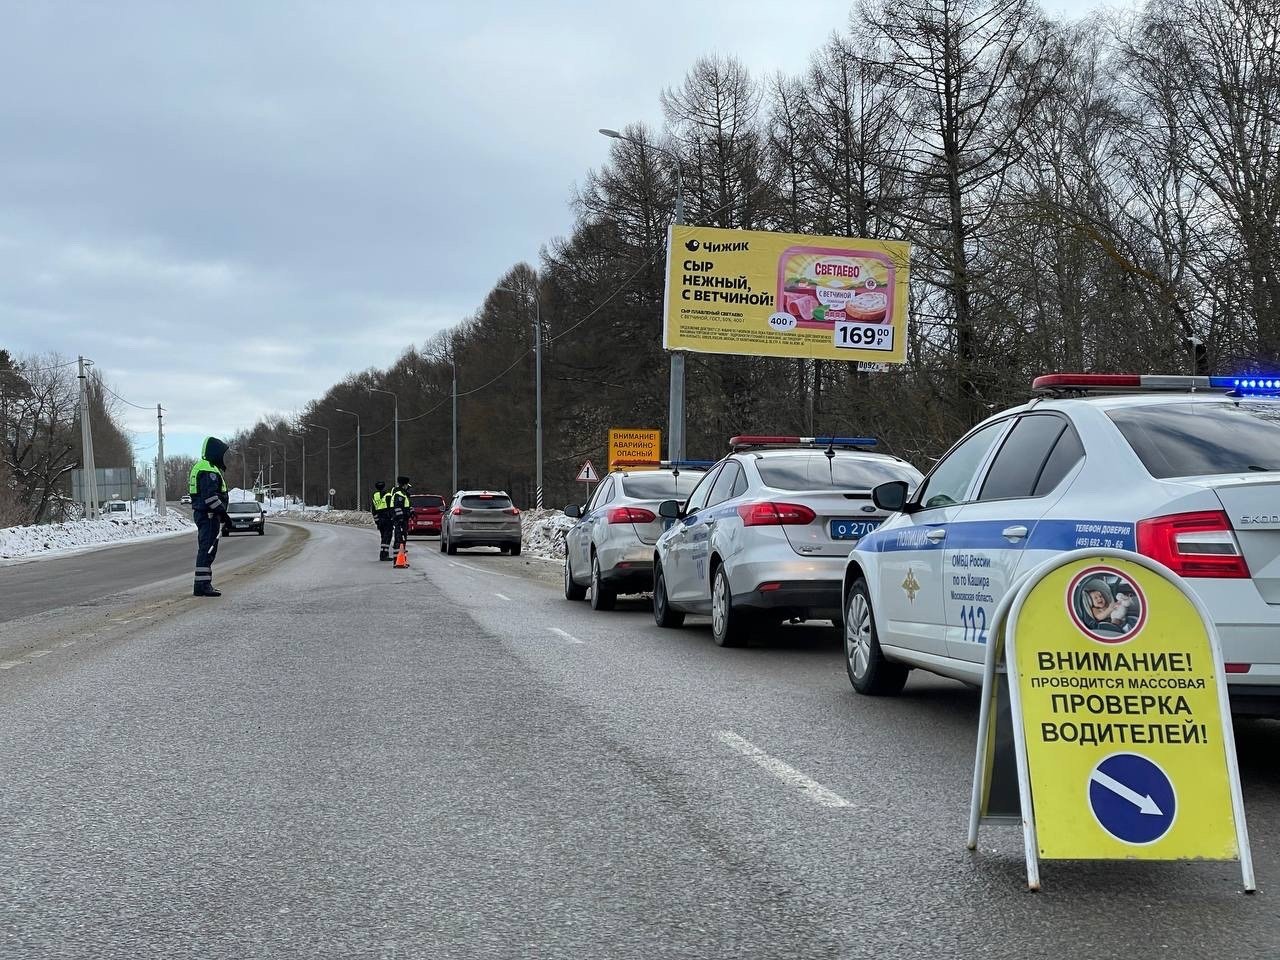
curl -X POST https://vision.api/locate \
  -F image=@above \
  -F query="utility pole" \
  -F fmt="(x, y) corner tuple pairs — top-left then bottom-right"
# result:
(155, 404), (167, 516)
(368, 388), (399, 479)
(451, 356), (459, 493)
(268, 440), (288, 507)
(77, 356), (100, 518)
(600, 128), (685, 462)
(496, 284), (543, 509)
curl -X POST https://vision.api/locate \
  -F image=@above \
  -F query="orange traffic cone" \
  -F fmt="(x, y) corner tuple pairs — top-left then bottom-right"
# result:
(394, 543), (409, 568)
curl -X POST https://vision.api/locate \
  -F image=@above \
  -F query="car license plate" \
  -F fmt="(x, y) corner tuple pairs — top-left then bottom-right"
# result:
(830, 519), (880, 540)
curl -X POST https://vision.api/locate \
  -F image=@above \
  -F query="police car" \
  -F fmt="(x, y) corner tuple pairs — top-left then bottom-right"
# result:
(652, 437), (924, 646)
(563, 461), (709, 610)
(843, 373), (1280, 714)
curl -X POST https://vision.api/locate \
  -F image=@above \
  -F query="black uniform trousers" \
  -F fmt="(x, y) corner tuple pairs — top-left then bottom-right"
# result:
(376, 514), (393, 559)
(392, 512), (408, 550)
(194, 513), (221, 588)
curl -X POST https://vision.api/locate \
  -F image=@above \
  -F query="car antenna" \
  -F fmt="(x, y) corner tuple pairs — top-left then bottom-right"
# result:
(824, 438), (836, 484)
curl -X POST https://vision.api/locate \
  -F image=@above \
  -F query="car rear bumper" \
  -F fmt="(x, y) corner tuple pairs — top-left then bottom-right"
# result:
(732, 578), (843, 618)
(601, 559), (654, 591)
(449, 530), (521, 547)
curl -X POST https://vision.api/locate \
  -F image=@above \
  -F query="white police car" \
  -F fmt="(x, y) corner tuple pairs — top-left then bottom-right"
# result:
(652, 437), (923, 646)
(843, 373), (1280, 715)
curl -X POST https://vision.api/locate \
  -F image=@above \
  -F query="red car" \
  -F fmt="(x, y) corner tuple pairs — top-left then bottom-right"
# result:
(407, 493), (446, 537)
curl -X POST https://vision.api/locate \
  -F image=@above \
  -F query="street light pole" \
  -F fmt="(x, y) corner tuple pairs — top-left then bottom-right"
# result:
(290, 433), (306, 508)
(335, 408), (361, 510)
(306, 423), (331, 508)
(268, 441), (288, 507)
(451, 355), (459, 494)
(600, 127), (686, 462)
(368, 388), (399, 479)
(497, 284), (543, 509)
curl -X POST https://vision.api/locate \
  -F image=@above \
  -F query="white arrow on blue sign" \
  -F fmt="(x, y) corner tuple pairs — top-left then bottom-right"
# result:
(1088, 753), (1176, 845)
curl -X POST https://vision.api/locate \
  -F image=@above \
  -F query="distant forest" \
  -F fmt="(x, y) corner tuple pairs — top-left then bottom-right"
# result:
(215, 0), (1279, 509)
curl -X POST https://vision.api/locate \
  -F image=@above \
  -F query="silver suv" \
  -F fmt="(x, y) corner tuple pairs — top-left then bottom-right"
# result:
(441, 490), (522, 556)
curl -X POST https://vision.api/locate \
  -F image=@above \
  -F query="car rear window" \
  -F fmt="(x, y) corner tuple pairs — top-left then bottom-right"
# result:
(227, 502), (260, 513)
(1108, 402), (1280, 478)
(756, 454), (922, 491)
(411, 495), (444, 508)
(461, 495), (513, 509)
(620, 471), (705, 500)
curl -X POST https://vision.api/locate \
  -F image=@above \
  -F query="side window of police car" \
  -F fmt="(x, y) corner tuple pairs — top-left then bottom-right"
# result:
(978, 415), (1084, 501)
(917, 421), (1007, 509)
(706, 462), (742, 507)
(683, 465), (722, 516)
(589, 479), (614, 513)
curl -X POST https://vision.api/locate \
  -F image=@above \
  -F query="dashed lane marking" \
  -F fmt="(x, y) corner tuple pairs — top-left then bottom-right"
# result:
(27, 649), (51, 659)
(547, 627), (585, 645)
(494, 592), (512, 602)
(715, 730), (853, 809)
(0, 661), (22, 670)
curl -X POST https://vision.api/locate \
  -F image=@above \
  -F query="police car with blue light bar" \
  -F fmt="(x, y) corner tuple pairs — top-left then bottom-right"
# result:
(843, 372), (1280, 714)
(651, 436), (923, 646)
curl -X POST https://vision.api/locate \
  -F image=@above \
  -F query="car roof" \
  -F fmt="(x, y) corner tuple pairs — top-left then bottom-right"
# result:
(456, 489), (510, 496)
(1005, 391), (1275, 417)
(731, 447), (914, 466)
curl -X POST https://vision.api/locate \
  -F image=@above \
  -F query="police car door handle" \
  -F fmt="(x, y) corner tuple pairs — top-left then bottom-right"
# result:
(926, 528), (947, 541)
(1002, 525), (1029, 540)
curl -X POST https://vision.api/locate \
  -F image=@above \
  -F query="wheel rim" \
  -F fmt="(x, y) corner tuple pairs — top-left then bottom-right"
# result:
(712, 572), (727, 637)
(565, 560), (572, 591)
(847, 592), (872, 680)
(656, 573), (666, 616)
(592, 557), (600, 594)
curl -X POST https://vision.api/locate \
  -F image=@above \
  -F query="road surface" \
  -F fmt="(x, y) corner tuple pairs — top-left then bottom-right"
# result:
(1, 522), (1277, 958)
(0, 516), (290, 624)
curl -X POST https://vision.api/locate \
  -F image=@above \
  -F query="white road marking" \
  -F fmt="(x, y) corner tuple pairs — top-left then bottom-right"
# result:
(28, 649), (51, 659)
(715, 730), (853, 809)
(494, 592), (512, 602)
(448, 559), (519, 580)
(57, 640), (78, 648)
(0, 661), (22, 670)
(547, 627), (585, 645)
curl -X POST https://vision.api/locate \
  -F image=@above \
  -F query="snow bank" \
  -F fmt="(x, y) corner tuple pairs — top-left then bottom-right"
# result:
(0, 506), (194, 563)
(522, 509), (574, 562)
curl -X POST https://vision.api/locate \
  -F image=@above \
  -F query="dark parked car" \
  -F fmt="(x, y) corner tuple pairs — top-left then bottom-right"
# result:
(223, 500), (266, 536)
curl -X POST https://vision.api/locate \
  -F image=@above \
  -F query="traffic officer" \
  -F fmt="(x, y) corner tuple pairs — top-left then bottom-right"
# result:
(389, 475), (412, 554)
(371, 480), (394, 561)
(189, 436), (230, 597)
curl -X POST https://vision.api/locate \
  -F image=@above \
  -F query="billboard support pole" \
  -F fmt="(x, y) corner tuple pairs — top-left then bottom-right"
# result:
(668, 168), (685, 463)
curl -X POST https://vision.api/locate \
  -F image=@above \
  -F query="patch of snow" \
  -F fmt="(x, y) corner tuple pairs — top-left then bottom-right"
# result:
(522, 509), (574, 562)
(0, 505), (195, 564)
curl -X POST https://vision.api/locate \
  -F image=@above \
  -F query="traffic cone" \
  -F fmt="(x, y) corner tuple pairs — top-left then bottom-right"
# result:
(394, 543), (409, 568)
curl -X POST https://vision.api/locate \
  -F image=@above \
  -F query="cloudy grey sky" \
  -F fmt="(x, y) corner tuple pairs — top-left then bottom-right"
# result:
(2, 0), (1103, 459)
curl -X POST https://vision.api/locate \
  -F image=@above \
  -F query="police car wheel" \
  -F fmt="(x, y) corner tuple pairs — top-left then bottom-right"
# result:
(590, 553), (616, 611)
(711, 565), (747, 648)
(846, 578), (907, 696)
(653, 565), (684, 628)
(565, 557), (587, 601)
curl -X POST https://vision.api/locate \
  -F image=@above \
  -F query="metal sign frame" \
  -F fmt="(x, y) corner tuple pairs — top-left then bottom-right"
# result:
(969, 548), (1255, 892)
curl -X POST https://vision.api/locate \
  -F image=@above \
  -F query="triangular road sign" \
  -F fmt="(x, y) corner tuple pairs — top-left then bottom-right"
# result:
(576, 460), (599, 483)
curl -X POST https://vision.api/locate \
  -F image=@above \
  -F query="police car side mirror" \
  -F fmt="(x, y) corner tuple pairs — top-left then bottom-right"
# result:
(658, 499), (681, 519)
(872, 480), (911, 513)
(564, 504), (581, 519)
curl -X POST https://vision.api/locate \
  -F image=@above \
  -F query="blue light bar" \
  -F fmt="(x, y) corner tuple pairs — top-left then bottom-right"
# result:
(1210, 376), (1280, 394)
(662, 460), (715, 470)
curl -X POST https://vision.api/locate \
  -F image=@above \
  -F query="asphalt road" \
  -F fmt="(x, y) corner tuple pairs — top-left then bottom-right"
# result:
(1, 524), (1277, 958)
(0, 516), (287, 624)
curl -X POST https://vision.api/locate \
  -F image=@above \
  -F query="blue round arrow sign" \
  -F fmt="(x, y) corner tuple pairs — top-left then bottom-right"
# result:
(1088, 753), (1176, 845)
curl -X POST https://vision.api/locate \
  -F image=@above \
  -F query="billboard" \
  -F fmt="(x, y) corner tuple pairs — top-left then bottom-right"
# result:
(663, 225), (909, 363)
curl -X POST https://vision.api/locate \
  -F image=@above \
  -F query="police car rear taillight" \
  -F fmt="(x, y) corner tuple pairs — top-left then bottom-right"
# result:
(1136, 511), (1249, 579)
(608, 506), (656, 524)
(737, 502), (816, 526)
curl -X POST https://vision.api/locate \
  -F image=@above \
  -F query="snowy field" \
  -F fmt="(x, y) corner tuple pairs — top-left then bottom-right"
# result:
(0, 502), (194, 564)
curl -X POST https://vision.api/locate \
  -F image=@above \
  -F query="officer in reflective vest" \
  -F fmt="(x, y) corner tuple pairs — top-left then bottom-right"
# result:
(371, 480), (394, 561)
(389, 476), (412, 553)
(189, 436), (230, 597)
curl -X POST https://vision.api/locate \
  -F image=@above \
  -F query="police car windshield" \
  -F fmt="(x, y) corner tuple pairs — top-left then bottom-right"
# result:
(755, 453), (922, 491)
(621, 471), (705, 499)
(1108, 401), (1280, 478)
(226, 502), (261, 513)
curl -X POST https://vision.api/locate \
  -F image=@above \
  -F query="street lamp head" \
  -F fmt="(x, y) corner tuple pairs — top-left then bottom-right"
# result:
(599, 128), (622, 139)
